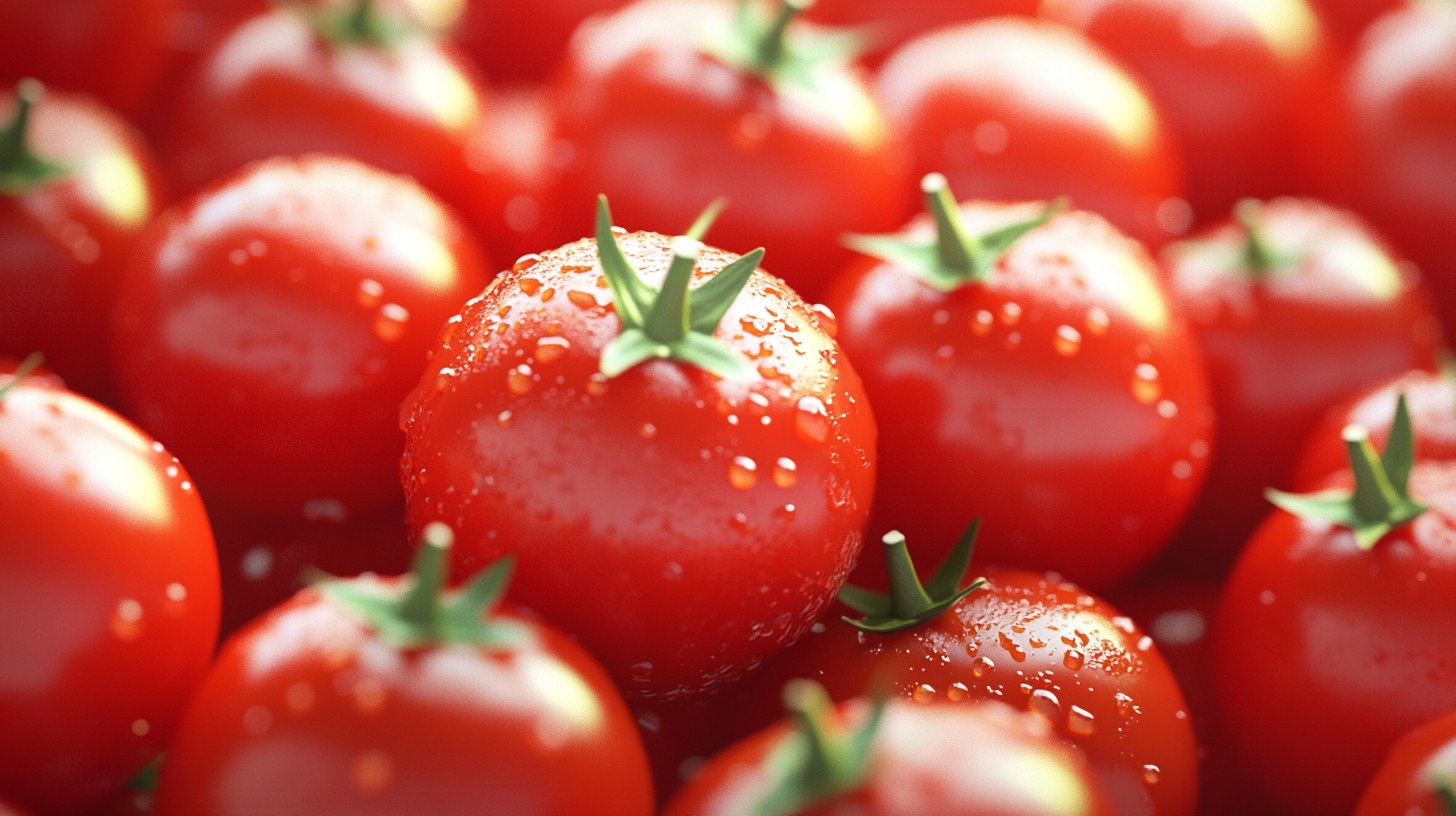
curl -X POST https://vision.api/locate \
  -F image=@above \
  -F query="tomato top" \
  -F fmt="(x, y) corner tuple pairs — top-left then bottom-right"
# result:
(0, 378), (220, 816)
(806, 0), (1040, 64)
(1355, 707), (1456, 816)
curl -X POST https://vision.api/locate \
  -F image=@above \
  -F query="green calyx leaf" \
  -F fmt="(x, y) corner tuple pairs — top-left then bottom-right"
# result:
(751, 680), (884, 816)
(0, 352), (44, 400)
(594, 196), (762, 380)
(704, 0), (864, 91)
(1234, 198), (1297, 276)
(0, 79), (67, 195)
(1438, 776), (1456, 816)
(1266, 393), (1427, 550)
(127, 754), (164, 793)
(844, 174), (1065, 292)
(316, 522), (529, 650)
(840, 520), (987, 634)
(310, 0), (408, 48)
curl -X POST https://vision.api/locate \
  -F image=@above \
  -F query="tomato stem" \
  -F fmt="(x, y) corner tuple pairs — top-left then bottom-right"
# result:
(0, 352), (44, 400)
(313, 0), (405, 48)
(1437, 776), (1456, 815)
(754, 0), (812, 67)
(839, 521), (986, 634)
(1234, 198), (1290, 275)
(0, 79), (66, 195)
(751, 680), (883, 816)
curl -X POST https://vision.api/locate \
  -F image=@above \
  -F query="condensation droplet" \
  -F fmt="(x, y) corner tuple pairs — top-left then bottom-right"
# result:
(998, 631), (1027, 662)
(534, 336), (571, 364)
(586, 372), (609, 397)
(638, 422), (657, 440)
(912, 683), (937, 703)
(1172, 460), (1193, 480)
(1054, 324), (1082, 356)
(1000, 302), (1022, 325)
(1063, 649), (1085, 670)
(810, 303), (838, 338)
(1142, 764), (1161, 786)
(971, 309), (994, 336)
(356, 279), (384, 308)
(1157, 399), (1179, 419)
(946, 682), (969, 702)
(1259, 590), (1276, 605)
(794, 396), (830, 444)
(773, 457), (798, 488)
(496, 410), (514, 429)
(1131, 363), (1161, 404)
(110, 599), (144, 642)
(513, 254), (542, 272)
(728, 456), (758, 490)
(508, 364), (535, 395)
(373, 304), (410, 343)
(131, 719), (149, 737)
(1115, 692), (1134, 717)
(353, 750), (394, 794)
(1028, 688), (1061, 720)
(971, 655), (995, 678)
(1086, 307), (1110, 335)
(519, 277), (542, 296)
(1068, 705), (1096, 736)
(567, 290), (598, 310)
(740, 315), (772, 337)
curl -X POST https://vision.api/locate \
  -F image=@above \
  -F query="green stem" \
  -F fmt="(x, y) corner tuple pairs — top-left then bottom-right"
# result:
(839, 523), (986, 634)
(397, 524), (450, 631)
(881, 532), (936, 621)
(1345, 425), (1402, 522)
(1235, 198), (1280, 275)
(0, 80), (65, 194)
(0, 352), (43, 400)
(754, 0), (812, 67)
(643, 237), (702, 344)
(923, 173), (977, 275)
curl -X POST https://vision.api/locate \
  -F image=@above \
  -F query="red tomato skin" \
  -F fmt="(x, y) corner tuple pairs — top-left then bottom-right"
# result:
(153, 587), (655, 816)
(0, 88), (165, 402)
(452, 0), (628, 84)
(823, 204), (1213, 591)
(1041, 0), (1339, 223)
(1214, 465), (1456, 815)
(1307, 0), (1402, 52)
(808, 0), (1040, 64)
(1336, 4), (1456, 334)
(544, 0), (911, 299)
(1354, 707), (1456, 816)
(1159, 198), (1442, 572)
(665, 699), (1118, 816)
(733, 568), (1198, 816)
(400, 232), (877, 700)
(875, 18), (1190, 249)
(0, 383), (220, 816)
(458, 87), (559, 266)
(112, 155), (489, 522)
(0, 0), (178, 117)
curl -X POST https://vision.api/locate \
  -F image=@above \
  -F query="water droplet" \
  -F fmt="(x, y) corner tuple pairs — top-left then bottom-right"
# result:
(131, 719), (149, 737)
(1086, 307), (1110, 335)
(810, 303), (838, 337)
(1259, 590), (1276, 605)
(373, 304), (410, 343)
(772, 457), (798, 488)
(353, 750), (394, 794)
(241, 547), (272, 581)
(534, 336), (570, 364)
(519, 277), (542, 296)
(934, 344), (954, 362)
(1063, 649), (1085, 670)
(228, 248), (249, 265)
(243, 705), (272, 736)
(586, 372), (609, 396)
(998, 631), (1027, 662)
(774, 503), (797, 521)
(286, 682), (316, 714)
(1131, 363), (1161, 404)
(1157, 399), (1179, 419)
(629, 662), (654, 687)
(540, 286), (556, 302)
(496, 410), (514, 428)
(728, 456), (758, 490)
(513, 254), (542, 272)
(740, 315), (772, 337)
(508, 364), (535, 395)
(912, 683), (937, 703)
(164, 583), (188, 615)
(971, 656), (995, 678)
(942, 681), (969, 702)
(1054, 324), (1082, 356)
(1028, 635), (1046, 649)
(110, 599), (144, 641)
(1115, 692), (1134, 717)
(638, 422), (657, 440)
(1028, 688), (1061, 719)
(1068, 705), (1096, 736)
(795, 396), (830, 444)
(663, 561), (684, 580)
(1142, 764), (1161, 786)
(1000, 302), (1022, 325)
(971, 309), (994, 336)
(356, 279), (384, 308)
(732, 111), (771, 149)
(1172, 460), (1193, 480)
(1004, 331), (1022, 349)
(1112, 616), (1136, 635)
(567, 289), (598, 310)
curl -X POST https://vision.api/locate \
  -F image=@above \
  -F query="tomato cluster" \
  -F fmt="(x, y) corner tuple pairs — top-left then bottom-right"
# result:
(2, 1), (1454, 815)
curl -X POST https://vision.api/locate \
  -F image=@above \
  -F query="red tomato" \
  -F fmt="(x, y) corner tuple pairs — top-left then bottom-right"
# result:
(1215, 429), (1456, 814)
(1041, 0), (1339, 223)
(112, 154), (489, 522)
(808, 0), (1040, 64)
(1307, 0), (1402, 52)
(665, 694), (1117, 816)
(1158, 198), (1441, 573)
(875, 17), (1189, 248)
(0, 82), (165, 402)
(823, 184), (1212, 591)
(459, 86), (559, 266)
(0, 379), (220, 816)
(0, 0), (178, 117)
(153, 527), (655, 816)
(451, 0), (628, 84)
(545, 0), (910, 299)
(400, 204), (877, 699)
(1335, 3), (1456, 333)
(1355, 707), (1456, 816)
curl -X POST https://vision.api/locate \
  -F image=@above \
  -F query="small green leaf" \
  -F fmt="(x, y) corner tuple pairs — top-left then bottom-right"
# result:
(0, 79), (67, 195)
(689, 247), (765, 333)
(685, 197), (728, 241)
(0, 351), (43, 400)
(599, 328), (665, 378)
(750, 680), (882, 816)
(643, 237), (702, 343)
(1436, 776), (1456, 815)
(671, 332), (756, 381)
(840, 523), (986, 634)
(1381, 393), (1416, 492)
(1234, 198), (1295, 275)
(595, 196), (652, 326)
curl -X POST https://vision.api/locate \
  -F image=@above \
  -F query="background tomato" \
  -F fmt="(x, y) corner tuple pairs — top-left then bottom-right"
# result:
(1354, 707), (1456, 816)
(807, 0), (1040, 64)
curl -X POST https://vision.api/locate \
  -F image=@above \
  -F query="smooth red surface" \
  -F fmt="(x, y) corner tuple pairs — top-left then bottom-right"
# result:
(1355, 707), (1456, 816)
(545, 0), (911, 300)
(824, 204), (1213, 591)
(452, 0), (628, 84)
(459, 86), (559, 266)
(733, 568), (1198, 816)
(1159, 198), (1442, 573)
(400, 231), (877, 700)
(0, 383), (220, 815)
(153, 585), (655, 816)
(808, 0), (1040, 64)
(1214, 463), (1456, 814)
(876, 18), (1189, 248)
(1307, 0), (1401, 52)
(1042, 0), (1339, 223)
(0, 88), (164, 402)
(112, 155), (489, 521)
(666, 699), (1117, 816)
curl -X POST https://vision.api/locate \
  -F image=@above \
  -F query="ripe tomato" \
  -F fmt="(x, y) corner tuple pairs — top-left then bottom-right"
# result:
(1214, 407), (1456, 814)
(1355, 707), (1456, 816)
(112, 154), (489, 522)
(807, 0), (1040, 64)
(823, 178), (1212, 591)
(153, 526), (655, 816)
(1306, 0), (1402, 52)
(401, 201), (876, 699)
(459, 87), (559, 266)
(0, 81), (165, 402)
(1041, 0), (1339, 223)
(875, 17), (1189, 248)
(0, 377), (220, 816)
(1157, 198), (1441, 573)
(450, 0), (628, 84)
(665, 691), (1116, 816)
(544, 0), (910, 298)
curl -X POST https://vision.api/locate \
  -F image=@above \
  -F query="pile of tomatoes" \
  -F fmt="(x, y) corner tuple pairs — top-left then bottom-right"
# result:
(2, 0), (1454, 814)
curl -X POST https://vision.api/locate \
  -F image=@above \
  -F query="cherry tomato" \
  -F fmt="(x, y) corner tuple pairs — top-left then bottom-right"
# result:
(1307, 0), (1402, 53)
(153, 526), (655, 816)
(1157, 198), (1441, 573)
(1041, 0), (1340, 223)
(807, 0), (1040, 65)
(112, 154), (489, 522)
(874, 17), (1189, 248)
(665, 692), (1117, 816)
(1355, 707), (1456, 816)
(0, 0), (178, 117)
(0, 81), (165, 402)
(0, 378), (220, 816)
(460, 87), (559, 266)
(545, 0), (910, 299)
(824, 180), (1212, 591)
(451, 0), (628, 85)
(401, 202), (876, 700)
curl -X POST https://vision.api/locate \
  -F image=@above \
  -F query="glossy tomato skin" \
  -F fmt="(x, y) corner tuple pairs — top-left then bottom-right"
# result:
(1354, 708), (1456, 816)
(732, 568), (1197, 816)
(665, 698), (1117, 816)
(0, 87), (165, 402)
(1337, 4), (1456, 333)
(153, 585), (655, 816)
(0, 0), (178, 117)
(808, 0), (1039, 65)
(545, 0), (910, 299)
(1307, 0), (1401, 52)
(0, 382), (220, 816)
(824, 204), (1213, 591)
(452, 0), (628, 84)
(1159, 199), (1442, 572)
(1041, 0), (1339, 223)
(112, 155), (489, 522)
(401, 231), (876, 700)
(875, 18), (1189, 248)
(1214, 464), (1456, 815)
